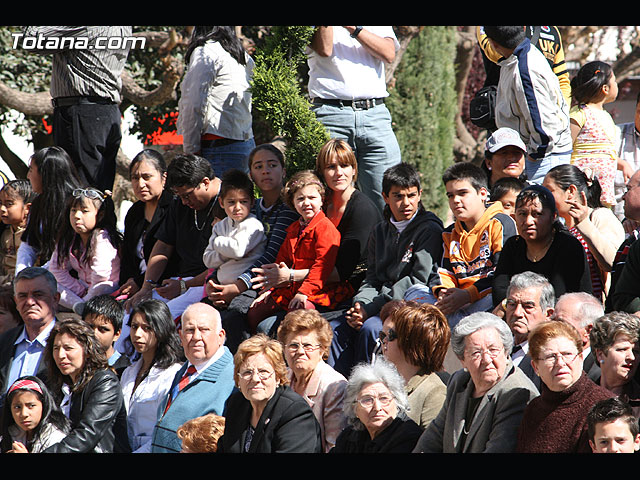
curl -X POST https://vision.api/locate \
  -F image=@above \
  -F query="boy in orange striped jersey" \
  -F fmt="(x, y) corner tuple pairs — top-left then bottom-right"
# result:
(432, 162), (517, 327)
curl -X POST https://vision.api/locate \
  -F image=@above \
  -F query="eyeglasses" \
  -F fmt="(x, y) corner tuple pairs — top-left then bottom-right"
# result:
(505, 298), (539, 312)
(378, 328), (398, 343)
(286, 342), (321, 353)
(173, 183), (201, 202)
(237, 368), (274, 381)
(537, 352), (580, 367)
(355, 394), (394, 409)
(466, 347), (504, 362)
(72, 188), (106, 202)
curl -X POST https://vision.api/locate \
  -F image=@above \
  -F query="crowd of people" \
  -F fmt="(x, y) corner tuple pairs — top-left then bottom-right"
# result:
(1, 25), (640, 454)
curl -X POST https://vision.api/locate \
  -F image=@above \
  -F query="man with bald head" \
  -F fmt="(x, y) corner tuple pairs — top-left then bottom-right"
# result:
(151, 302), (235, 453)
(553, 292), (604, 382)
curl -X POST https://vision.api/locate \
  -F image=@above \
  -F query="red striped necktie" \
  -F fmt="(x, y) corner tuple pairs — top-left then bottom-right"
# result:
(164, 365), (197, 414)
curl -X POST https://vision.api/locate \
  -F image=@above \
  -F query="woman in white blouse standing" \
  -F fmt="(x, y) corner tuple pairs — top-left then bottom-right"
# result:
(177, 26), (255, 178)
(120, 299), (184, 453)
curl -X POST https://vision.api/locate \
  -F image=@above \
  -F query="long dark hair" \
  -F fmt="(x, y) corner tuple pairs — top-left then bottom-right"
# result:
(128, 299), (184, 369)
(571, 60), (614, 105)
(0, 376), (70, 453)
(54, 188), (123, 267)
(44, 318), (109, 394)
(23, 146), (82, 264)
(185, 26), (246, 65)
(545, 163), (603, 209)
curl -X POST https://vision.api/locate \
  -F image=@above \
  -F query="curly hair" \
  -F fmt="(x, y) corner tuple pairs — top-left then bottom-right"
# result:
(45, 318), (108, 393)
(282, 170), (325, 211)
(233, 334), (289, 388)
(589, 312), (640, 356)
(177, 413), (225, 453)
(276, 309), (333, 361)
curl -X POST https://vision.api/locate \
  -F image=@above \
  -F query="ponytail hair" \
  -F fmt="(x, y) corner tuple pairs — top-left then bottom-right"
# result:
(571, 60), (614, 105)
(546, 163), (603, 209)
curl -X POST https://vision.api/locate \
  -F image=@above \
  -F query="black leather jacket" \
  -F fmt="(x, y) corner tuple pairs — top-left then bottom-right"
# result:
(43, 368), (130, 453)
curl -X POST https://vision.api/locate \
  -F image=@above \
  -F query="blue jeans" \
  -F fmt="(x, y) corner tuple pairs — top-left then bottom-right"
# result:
(201, 137), (256, 178)
(525, 151), (572, 185)
(312, 101), (401, 212)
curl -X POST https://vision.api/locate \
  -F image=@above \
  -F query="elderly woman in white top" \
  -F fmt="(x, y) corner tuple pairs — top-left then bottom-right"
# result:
(276, 309), (347, 452)
(413, 312), (539, 453)
(119, 300), (184, 452)
(177, 26), (255, 178)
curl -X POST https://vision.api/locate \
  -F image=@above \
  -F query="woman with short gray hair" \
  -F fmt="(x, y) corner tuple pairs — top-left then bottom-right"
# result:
(413, 312), (539, 453)
(331, 359), (422, 453)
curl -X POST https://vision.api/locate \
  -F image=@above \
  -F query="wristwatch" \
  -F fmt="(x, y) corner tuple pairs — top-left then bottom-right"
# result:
(179, 278), (187, 295)
(351, 26), (363, 38)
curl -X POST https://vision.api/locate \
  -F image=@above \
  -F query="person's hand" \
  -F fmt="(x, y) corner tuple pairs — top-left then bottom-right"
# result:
(251, 262), (290, 292)
(116, 278), (140, 297)
(288, 292), (308, 310)
(156, 278), (181, 300)
(623, 218), (640, 235)
(491, 301), (506, 319)
(619, 158), (634, 183)
(124, 283), (153, 313)
(345, 302), (368, 330)
(566, 190), (589, 225)
(435, 288), (471, 316)
(250, 288), (272, 308)
(8, 441), (28, 453)
(206, 280), (241, 308)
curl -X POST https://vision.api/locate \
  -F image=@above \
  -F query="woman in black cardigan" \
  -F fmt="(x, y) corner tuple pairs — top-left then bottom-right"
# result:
(42, 318), (130, 453)
(218, 334), (322, 453)
(116, 149), (179, 300)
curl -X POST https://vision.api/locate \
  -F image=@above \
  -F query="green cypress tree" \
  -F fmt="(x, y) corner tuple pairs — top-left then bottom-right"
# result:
(250, 26), (330, 176)
(386, 26), (457, 219)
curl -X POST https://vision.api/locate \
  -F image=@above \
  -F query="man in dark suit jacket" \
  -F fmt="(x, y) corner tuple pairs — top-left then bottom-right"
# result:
(553, 291), (604, 383)
(0, 267), (60, 407)
(504, 272), (555, 390)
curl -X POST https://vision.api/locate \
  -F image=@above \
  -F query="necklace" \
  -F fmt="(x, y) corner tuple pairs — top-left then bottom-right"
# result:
(194, 193), (218, 231)
(527, 232), (555, 262)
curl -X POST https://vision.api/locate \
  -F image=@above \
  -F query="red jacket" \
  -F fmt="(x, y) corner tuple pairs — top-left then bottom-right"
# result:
(271, 210), (352, 308)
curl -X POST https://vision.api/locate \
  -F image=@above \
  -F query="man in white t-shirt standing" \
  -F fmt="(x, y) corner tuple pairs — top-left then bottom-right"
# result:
(308, 26), (402, 212)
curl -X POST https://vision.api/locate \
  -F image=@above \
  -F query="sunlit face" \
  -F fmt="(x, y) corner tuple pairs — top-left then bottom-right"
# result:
(355, 382), (398, 439)
(382, 185), (422, 222)
(180, 312), (225, 365)
(70, 198), (99, 242)
(0, 190), (28, 227)
(27, 161), (43, 194)
(460, 328), (507, 397)
(505, 286), (551, 345)
(14, 276), (59, 326)
(52, 333), (85, 383)
(220, 188), (252, 223)
(84, 314), (120, 355)
(486, 145), (525, 181)
(284, 330), (324, 377)
(445, 179), (488, 226)
(249, 149), (285, 194)
(322, 158), (356, 193)
(237, 352), (278, 407)
(130, 160), (166, 203)
(380, 319), (402, 366)
(293, 184), (323, 222)
(542, 177), (571, 217)
(10, 391), (43, 435)
(532, 335), (583, 392)
(129, 312), (158, 356)
(604, 72), (619, 103)
(597, 334), (640, 388)
(514, 198), (555, 243)
(590, 419), (640, 453)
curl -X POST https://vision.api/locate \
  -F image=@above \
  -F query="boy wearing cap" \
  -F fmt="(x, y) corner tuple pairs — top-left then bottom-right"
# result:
(430, 161), (517, 327)
(484, 127), (528, 188)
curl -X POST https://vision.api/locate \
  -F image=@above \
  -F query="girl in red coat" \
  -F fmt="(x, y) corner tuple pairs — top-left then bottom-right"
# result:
(247, 171), (353, 333)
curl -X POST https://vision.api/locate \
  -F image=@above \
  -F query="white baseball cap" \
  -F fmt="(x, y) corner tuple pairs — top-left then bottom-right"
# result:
(485, 127), (527, 153)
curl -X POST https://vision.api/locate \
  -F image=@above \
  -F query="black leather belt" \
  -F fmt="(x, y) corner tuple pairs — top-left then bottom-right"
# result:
(52, 96), (116, 108)
(312, 97), (385, 110)
(201, 137), (242, 148)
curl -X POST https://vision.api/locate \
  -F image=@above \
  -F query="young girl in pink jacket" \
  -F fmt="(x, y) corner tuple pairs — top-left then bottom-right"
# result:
(49, 188), (122, 311)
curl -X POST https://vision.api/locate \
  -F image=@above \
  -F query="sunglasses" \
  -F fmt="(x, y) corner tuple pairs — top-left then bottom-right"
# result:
(378, 328), (397, 343)
(72, 188), (106, 202)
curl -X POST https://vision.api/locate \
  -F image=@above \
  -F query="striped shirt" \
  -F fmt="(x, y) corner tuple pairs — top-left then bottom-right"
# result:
(23, 26), (132, 103)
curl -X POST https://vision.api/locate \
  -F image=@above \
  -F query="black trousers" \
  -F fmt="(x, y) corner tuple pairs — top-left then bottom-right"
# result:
(53, 102), (122, 192)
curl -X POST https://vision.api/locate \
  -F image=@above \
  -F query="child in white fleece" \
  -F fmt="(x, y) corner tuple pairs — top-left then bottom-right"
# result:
(203, 169), (266, 287)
